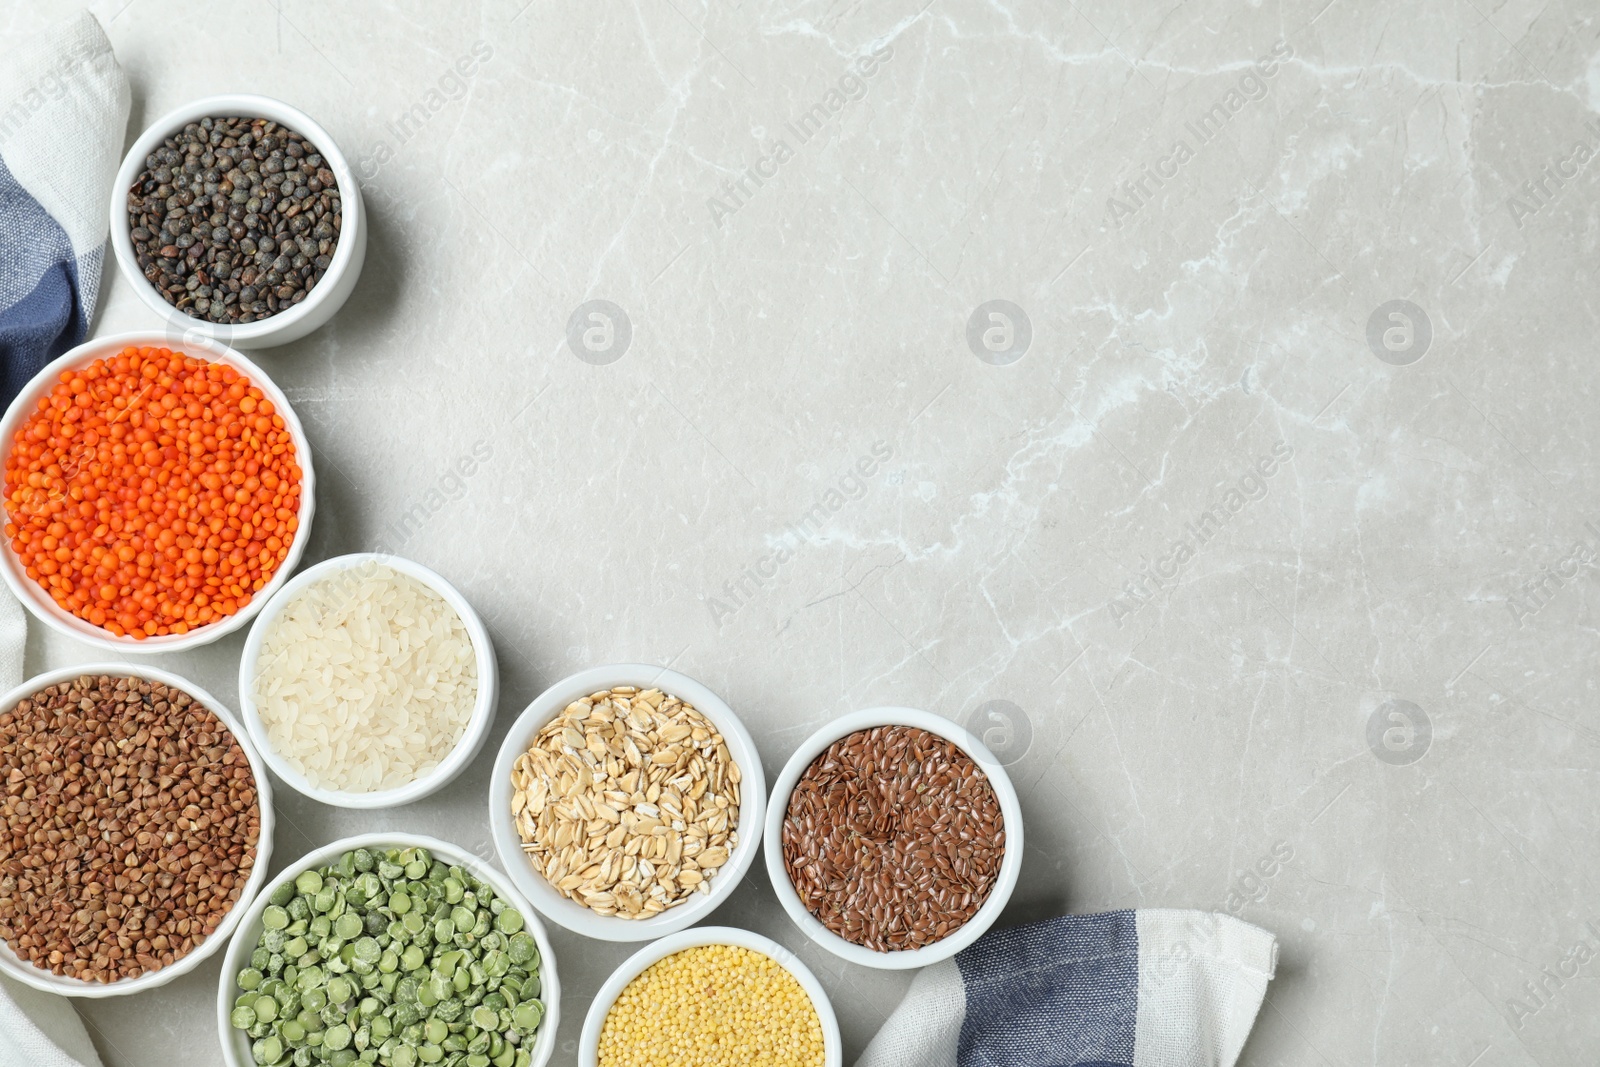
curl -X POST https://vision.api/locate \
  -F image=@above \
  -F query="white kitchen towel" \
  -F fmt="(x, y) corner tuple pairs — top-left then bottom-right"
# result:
(0, 16), (123, 1058)
(0, 9), (129, 409)
(0, 585), (96, 1067)
(856, 910), (1278, 1067)
(0, 581), (97, 1066)
(0, 972), (102, 1067)
(0, 584), (20, 692)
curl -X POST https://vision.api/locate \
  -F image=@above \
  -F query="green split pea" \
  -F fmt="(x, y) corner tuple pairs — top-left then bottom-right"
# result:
(230, 847), (543, 1067)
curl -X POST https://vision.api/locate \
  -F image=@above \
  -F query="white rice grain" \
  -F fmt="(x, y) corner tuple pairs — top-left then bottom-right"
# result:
(252, 563), (478, 793)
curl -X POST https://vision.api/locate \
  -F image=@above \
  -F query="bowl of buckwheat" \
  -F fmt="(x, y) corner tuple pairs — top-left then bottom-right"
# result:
(488, 665), (765, 942)
(0, 664), (273, 997)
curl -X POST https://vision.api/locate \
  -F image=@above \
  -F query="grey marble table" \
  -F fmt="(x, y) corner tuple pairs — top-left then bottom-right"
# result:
(3, 1), (1596, 1064)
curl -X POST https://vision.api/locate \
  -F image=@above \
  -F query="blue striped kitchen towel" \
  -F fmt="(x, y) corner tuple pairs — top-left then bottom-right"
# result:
(0, 10), (129, 408)
(858, 910), (1278, 1067)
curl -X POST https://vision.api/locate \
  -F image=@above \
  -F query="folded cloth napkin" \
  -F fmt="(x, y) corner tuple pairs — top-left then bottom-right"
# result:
(0, 9), (129, 408)
(0, 584), (97, 1067)
(0, 12), (125, 1061)
(0, 971), (102, 1067)
(857, 910), (1277, 1067)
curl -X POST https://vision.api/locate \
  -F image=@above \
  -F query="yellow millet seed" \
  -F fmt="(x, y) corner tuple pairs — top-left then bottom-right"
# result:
(597, 943), (826, 1067)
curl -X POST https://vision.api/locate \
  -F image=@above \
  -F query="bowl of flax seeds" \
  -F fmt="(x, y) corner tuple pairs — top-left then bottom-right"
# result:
(764, 707), (1023, 969)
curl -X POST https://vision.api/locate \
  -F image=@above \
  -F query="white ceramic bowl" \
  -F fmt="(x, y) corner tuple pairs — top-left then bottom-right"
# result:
(764, 707), (1024, 970)
(0, 663), (275, 997)
(110, 93), (367, 348)
(489, 664), (766, 942)
(238, 553), (499, 809)
(0, 331), (316, 653)
(578, 925), (841, 1067)
(216, 833), (560, 1067)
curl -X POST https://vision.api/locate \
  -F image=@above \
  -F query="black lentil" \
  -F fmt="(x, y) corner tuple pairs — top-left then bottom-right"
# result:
(127, 116), (341, 325)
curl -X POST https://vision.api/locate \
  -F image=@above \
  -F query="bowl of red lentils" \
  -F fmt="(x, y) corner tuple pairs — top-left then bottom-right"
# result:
(0, 331), (315, 652)
(578, 925), (839, 1067)
(763, 708), (1024, 970)
(0, 663), (274, 998)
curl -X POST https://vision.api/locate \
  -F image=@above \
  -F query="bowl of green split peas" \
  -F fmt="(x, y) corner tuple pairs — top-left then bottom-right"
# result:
(216, 833), (560, 1067)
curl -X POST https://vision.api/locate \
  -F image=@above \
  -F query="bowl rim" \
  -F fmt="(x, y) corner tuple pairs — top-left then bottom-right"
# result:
(214, 831), (560, 1067)
(0, 662), (275, 998)
(576, 925), (841, 1067)
(762, 706), (1025, 969)
(0, 329), (317, 652)
(108, 92), (363, 343)
(488, 664), (767, 943)
(236, 551), (499, 809)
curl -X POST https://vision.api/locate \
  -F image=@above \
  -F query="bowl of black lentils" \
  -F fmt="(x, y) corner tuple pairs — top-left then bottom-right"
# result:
(110, 94), (366, 348)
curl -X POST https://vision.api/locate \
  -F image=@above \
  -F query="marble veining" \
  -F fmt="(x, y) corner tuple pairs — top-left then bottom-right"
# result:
(2, 0), (1596, 1064)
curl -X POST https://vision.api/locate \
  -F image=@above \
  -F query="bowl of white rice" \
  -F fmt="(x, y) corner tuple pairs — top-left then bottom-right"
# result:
(237, 552), (498, 808)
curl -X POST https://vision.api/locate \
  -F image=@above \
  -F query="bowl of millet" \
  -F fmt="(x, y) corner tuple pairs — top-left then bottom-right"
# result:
(579, 926), (839, 1067)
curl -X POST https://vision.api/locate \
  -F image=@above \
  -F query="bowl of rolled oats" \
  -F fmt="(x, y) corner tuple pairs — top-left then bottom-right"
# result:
(489, 665), (765, 942)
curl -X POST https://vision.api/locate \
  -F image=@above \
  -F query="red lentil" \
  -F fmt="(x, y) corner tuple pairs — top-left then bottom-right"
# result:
(3, 346), (301, 639)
